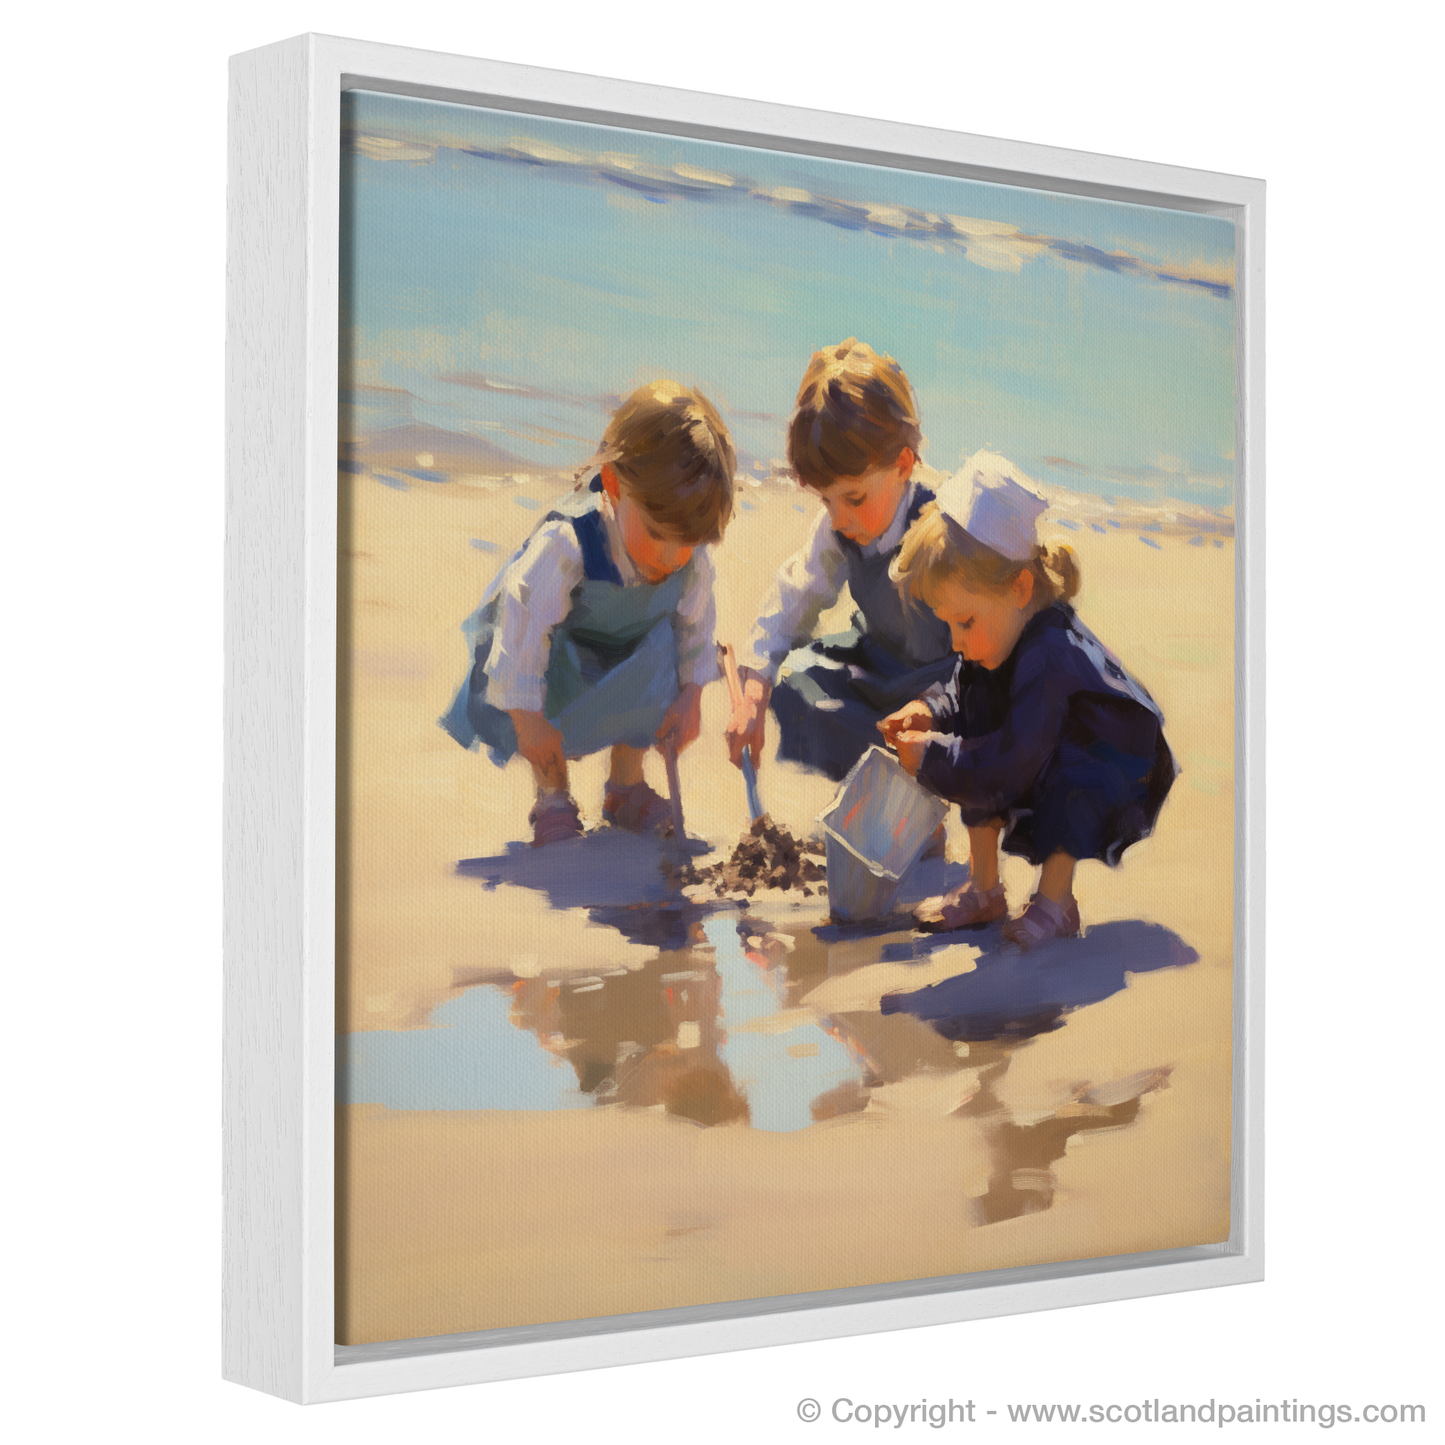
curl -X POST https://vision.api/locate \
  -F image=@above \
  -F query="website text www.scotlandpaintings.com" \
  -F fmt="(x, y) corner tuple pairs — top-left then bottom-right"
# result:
(335, 90), (1236, 1347)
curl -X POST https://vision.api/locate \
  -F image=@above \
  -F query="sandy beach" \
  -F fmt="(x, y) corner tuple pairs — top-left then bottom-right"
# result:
(336, 466), (1234, 1347)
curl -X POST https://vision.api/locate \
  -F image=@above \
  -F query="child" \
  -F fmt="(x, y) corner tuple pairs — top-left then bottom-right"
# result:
(880, 452), (1176, 945)
(440, 381), (735, 845)
(725, 340), (957, 784)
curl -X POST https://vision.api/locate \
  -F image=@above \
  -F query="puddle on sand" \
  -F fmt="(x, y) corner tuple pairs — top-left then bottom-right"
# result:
(337, 985), (591, 1112)
(710, 917), (861, 1131)
(340, 916), (865, 1131)
(339, 893), (1194, 1217)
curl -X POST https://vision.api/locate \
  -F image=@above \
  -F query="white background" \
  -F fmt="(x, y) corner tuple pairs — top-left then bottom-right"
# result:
(6, 1), (1441, 1439)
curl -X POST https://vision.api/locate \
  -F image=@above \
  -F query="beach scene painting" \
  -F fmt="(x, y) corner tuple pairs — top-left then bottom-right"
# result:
(336, 88), (1236, 1347)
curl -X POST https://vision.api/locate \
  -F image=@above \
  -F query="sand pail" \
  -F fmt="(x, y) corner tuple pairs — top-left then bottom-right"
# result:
(818, 746), (949, 922)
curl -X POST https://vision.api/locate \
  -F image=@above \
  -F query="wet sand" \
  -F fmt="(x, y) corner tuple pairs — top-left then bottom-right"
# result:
(337, 469), (1234, 1346)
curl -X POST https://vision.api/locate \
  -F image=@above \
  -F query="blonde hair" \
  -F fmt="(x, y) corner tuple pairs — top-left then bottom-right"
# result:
(786, 338), (922, 490)
(593, 380), (736, 545)
(890, 502), (1081, 608)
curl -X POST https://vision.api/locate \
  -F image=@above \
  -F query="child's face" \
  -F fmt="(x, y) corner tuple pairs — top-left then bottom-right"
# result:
(608, 482), (696, 582)
(927, 572), (1035, 671)
(815, 447), (914, 547)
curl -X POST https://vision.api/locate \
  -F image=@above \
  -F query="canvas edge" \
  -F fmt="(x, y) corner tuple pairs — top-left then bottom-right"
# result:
(324, 31), (1260, 211)
(1234, 171), (1266, 1283)
(221, 30), (1266, 1406)
(321, 1250), (1256, 1402)
(224, 34), (311, 1402)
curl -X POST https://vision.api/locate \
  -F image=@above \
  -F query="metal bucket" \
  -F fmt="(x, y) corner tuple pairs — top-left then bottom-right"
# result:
(818, 747), (948, 922)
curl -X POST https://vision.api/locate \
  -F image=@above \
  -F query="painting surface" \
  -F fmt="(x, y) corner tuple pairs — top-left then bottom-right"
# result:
(336, 90), (1236, 1346)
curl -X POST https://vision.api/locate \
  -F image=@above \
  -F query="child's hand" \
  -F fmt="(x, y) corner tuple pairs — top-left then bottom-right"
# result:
(892, 730), (933, 778)
(510, 709), (567, 788)
(725, 674), (770, 770)
(657, 682), (704, 753)
(877, 699), (933, 746)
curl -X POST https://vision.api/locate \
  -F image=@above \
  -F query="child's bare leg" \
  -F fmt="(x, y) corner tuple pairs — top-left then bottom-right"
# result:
(915, 817), (1006, 930)
(1037, 851), (1077, 903)
(967, 820), (1004, 890)
(1001, 850), (1081, 944)
(529, 757), (570, 796)
(607, 744), (646, 788)
(603, 744), (675, 833)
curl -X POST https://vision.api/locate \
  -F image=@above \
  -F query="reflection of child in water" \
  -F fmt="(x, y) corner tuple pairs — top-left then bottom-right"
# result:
(508, 955), (749, 1127)
(881, 454), (1176, 946)
(440, 382), (735, 845)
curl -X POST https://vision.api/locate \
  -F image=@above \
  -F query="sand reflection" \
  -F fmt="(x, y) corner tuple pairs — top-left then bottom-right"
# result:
(337, 479), (1235, 1344)
(344, 886), (1195, 1231)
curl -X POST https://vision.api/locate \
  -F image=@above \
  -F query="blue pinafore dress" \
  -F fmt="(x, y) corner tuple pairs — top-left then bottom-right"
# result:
(439, 479), (693, 763)
(769, 485), (957, 781)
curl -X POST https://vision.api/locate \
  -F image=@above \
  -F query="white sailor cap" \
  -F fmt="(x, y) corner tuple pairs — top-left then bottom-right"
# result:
(935, 450), (1049, 562)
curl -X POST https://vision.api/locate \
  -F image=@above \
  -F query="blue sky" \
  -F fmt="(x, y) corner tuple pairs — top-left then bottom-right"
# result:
(341, 90), (1236, 508)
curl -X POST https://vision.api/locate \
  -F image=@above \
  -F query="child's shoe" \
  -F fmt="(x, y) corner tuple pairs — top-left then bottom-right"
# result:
(1001, 893), (1080, 948)
(914, 880), (1007, 932)
(528, 792), (585, 846)
(603, 779), (674, 835)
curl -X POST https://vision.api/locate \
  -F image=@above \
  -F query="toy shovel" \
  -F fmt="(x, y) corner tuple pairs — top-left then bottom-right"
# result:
(659, 733), (687, 845)
(719, 642), (765, 823)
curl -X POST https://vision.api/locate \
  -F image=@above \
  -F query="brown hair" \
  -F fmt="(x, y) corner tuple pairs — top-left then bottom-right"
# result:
(786, 338), (922, 490)
(595, 380), (736, 545)
(890, 502), (1081, 608)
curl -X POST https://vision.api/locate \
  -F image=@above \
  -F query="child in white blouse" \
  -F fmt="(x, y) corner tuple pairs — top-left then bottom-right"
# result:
(725, 340), (957, 786)
(440, 382), (735, 845)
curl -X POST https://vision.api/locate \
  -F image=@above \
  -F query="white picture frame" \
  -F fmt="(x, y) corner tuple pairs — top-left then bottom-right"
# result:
(224, 30), (1264, 1404)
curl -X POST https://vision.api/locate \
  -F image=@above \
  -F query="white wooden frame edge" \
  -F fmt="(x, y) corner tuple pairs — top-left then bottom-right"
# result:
(224, 31), (1265, 1405)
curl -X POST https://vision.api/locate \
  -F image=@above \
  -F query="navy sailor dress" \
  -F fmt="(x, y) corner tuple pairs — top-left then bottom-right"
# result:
(916, 603), (1177, 867)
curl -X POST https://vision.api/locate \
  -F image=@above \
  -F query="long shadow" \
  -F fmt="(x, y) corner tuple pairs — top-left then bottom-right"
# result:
(456, 829), (714, 949)
(880, 920), (1199, 1043)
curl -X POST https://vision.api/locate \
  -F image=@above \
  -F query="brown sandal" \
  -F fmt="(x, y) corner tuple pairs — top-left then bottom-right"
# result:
(603, 779), (674, 835)
(1001, 893), (1080, 948)
(914, 881), (1008, 933)
(528, 792), (584, 847)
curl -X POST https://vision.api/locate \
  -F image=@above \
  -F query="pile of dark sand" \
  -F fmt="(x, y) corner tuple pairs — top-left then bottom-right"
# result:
(667, 815), (828, 897)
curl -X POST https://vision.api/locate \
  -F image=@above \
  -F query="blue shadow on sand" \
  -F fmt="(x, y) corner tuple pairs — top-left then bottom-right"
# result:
(456, 829), (712, 950)
(880, 920), (1199, 1043)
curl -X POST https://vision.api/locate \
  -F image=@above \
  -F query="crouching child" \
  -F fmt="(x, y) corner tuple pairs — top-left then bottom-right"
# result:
(440, 381), (735, 845)
(880, 454), (1176, 945)
(725, 339), (957, 792)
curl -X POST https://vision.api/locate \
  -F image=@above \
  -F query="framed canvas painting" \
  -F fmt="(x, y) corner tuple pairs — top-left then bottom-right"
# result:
(225, 33), (1263, 1403)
